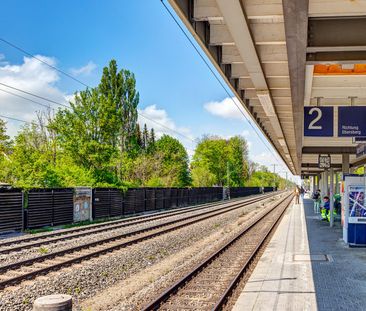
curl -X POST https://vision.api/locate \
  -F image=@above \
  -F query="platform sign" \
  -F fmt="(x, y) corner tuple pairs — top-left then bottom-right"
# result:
(338, 106), (366, 137)
(356, 144), (366, 158)
(304, 107), (334, 137)
(318, 155), (331, 169)
(353, 137), (366, 143)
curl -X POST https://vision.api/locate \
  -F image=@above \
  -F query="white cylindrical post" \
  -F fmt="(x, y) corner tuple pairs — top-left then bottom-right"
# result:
(33, 294), (72, 311)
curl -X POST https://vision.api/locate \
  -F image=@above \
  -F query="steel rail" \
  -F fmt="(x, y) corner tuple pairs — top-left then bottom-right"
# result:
(141, 193), (293, 311)
(0, 192), (278, 251)
(212, 195), (292, 310)
(0, 193), (282, 289)
(0, 193), (277, 255)
(0, 193), (272, 272)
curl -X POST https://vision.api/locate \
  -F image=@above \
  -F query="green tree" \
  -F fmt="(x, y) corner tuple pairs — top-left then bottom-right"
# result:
(53, 60), (140, 184)
(246, 166), (284, 188)
(227, 136), (249, 186)
(0, 119), (11, 155)
(135, 123), (143, 149)
(148, 128), (156, 153)
(99, 59), (139, 154)
(4, 123), (60, 188)
(53, 88), (118, 184)
(0, 119), (12, 183)
(191, 165), (216, 187)
(142, 124), (149, 151)
(155, 135), (191, 187)
(191, 135), (249, 186)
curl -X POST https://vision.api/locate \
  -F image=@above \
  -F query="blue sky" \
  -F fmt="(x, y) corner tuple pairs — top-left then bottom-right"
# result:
(0, 0), (294, 180)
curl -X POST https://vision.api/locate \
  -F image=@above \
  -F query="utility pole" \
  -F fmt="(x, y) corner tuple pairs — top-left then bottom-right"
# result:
(226, 161), (230, 199)
(286, 171), (288, 189)
(227, 161), (230, 188)
(272, 164), (278, 188)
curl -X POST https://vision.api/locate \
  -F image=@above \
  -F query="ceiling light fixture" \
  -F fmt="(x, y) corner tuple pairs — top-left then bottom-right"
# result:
(257, 90), (276, 117)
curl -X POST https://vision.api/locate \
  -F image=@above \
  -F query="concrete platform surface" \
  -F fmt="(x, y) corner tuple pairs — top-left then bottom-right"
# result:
(232, 197), (366, 311)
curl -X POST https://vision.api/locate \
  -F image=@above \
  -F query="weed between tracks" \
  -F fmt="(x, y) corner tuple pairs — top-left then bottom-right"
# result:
(38, 246), (48, 254)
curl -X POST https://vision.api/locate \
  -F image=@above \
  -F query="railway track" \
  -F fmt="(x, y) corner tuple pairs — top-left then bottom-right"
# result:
(0, 192), (279, 255)
(0, 192), (284, 289)
(142, 193), (293, 311)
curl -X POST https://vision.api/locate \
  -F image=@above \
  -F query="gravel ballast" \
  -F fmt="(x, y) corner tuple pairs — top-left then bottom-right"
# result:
(0, 193), (286, 311)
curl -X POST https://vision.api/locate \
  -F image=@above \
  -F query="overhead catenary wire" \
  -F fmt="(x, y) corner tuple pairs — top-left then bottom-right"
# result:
(0, 82), (195, 142)
(0, 88), (53, 110)
(0, 38), (89, 88)
(159, 0), (283, 166)
(0, 114), (30, 124)
(0, 82), (69, 108)
(0, 40), (196, 143)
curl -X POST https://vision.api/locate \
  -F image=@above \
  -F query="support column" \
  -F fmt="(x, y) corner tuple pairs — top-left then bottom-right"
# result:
(315, 174), (319, 190)
(330, 168), (334, 227)
(324, 170), (329, 196)
(319, 172), (323, 197)
(335, 172), (340, 194)
(342, 154), (350, 174)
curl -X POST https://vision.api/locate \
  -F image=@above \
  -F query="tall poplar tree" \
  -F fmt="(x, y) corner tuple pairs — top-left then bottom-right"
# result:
(142, 124), (149, 151)
(0, 119), (10, 155)
(99, 60), (139, 154)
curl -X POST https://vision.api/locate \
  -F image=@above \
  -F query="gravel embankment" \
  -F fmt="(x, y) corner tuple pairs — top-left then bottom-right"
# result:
(0, 193), (285, 311)
(0, 197), (261, 267)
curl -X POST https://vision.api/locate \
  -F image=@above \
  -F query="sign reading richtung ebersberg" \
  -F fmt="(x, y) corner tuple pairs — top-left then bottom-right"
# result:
(338, 106), (366, 137)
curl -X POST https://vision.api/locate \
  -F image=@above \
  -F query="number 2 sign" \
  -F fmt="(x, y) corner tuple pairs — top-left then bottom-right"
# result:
(304, 106), (334, 137)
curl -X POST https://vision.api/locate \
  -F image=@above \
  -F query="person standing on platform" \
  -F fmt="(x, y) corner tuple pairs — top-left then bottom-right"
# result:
(321, 196), (330, 221)
(312, 189), (321, 213)
(295, 187), (300, 204)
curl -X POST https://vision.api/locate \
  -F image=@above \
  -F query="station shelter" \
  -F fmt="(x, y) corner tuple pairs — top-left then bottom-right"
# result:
(167, 0), (366, 246)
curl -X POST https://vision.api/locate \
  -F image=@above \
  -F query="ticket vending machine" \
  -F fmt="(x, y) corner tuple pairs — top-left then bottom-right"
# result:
(342, 175), (366, 246)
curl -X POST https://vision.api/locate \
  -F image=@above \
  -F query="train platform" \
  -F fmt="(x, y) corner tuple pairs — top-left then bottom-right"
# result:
(232, 196), (366, 311)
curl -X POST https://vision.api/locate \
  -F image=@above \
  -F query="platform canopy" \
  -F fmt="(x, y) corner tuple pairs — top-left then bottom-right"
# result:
(168, 0), (366, 176)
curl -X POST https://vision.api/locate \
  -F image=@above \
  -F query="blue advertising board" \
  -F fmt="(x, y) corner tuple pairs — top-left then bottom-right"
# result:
(304, 106), (334, 137)
(338, 106), (366, 137)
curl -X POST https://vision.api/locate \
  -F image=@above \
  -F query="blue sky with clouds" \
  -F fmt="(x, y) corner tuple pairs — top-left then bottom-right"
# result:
(0, 0), (295, 180)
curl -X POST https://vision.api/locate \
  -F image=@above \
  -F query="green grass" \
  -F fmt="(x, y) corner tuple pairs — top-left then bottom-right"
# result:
(38, 246), (49, 254)
(24, 216), (125, 235)
(25, 227), (54, 234)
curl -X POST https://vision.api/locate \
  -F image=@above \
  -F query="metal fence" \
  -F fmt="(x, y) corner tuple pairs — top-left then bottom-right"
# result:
(0, 189), (23, 233)
(26, 189), (74, 229)
(0, 186), (276, 232)
(92, 187), (224, 220)
(229, 187), (262, 198)
(263, 187), (276, 193)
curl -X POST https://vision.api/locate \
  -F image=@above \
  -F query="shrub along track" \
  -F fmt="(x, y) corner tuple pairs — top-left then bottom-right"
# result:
(141, 193), (293, 311)
(0, 192), (279, 255)
(0, 192), (282, 290)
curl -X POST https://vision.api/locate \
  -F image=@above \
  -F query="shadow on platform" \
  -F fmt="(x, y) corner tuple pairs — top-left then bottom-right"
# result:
(303, 198), (366, 311)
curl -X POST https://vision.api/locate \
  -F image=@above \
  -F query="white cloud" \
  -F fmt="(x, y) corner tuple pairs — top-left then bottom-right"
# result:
(247, 140), (252, 151)
(251, 151), (277, 169)
(138, 105), (194, 141)
(204, 96), (251, 121)
(250, 151), (300, 183)
(0, 54), (7, 66)
(0, 55), (70, 136)
(70, 61), (96, 76)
